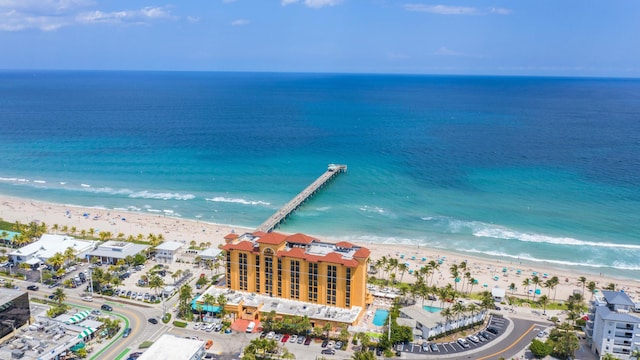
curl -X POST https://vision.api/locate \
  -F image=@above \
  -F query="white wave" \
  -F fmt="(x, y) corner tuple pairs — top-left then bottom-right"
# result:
(129, 191), (195, 201)
(473, 225), (640, 250)
(80, 183), (90, 187)
(127, 206), (142, 212)
(461, 249), (640, 271)
(17, 178), (29, 182)
(359, 205), (386, 214)
(315, 206), (332, 212)
(83, 187), (133, 195)
(205, 197), (270, 206)
(0, 177), (17, 181)
(163, 209), (174, 214)
(60, 182), (66, 185)
(147, 209), (161, 213)
(33, 180), (46, 184)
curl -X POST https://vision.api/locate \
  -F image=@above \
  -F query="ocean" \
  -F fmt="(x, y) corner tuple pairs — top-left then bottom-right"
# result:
(0, 71), (639, 279)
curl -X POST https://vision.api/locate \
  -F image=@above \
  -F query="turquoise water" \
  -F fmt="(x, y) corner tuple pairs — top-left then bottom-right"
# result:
(1, 72), (639, 279)
(191, 298), (221, 313)
(422, 305), (442, 313)
(373, 309), (389, 326)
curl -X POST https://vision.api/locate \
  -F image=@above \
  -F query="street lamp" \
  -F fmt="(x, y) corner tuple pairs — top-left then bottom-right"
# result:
(8, 264), (13, 276)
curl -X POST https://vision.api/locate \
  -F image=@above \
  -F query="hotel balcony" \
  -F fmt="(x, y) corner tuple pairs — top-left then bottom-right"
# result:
(614, 331), (633, 339)
(615, 323), (634, 330)
(613, 339), (632, 347)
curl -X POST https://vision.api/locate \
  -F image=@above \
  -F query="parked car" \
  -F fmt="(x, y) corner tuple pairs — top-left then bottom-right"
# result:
(281, 334), (290, 343)
(205, 340), (213, 349)
(304, 337), (312, 345)
(122, 328), (132, 338)
(457, 338), (470, 348)
(148, 318), (158, 324)
(487, 327), (499, 335)
(266, 331), (275, 340)
(321, 339), (328, 348)
(101, 304), (113, 311)
(289, 335), (297, 343)
(467, 335), (480, 343)
(27, 285), (39, 291)
(81, 296), (93, 302)
(430, 343), (439, 352)
(297, 336), (305, 344)
(321, 349), (335, 355)
(335, 341), (343, 349)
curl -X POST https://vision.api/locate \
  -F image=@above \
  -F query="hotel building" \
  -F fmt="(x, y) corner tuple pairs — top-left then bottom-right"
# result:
(221, 231), (371, 326)
(586, 290), (640, 359)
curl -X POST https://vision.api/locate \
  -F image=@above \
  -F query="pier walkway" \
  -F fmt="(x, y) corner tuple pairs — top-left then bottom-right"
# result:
(257, 164), (347, 233)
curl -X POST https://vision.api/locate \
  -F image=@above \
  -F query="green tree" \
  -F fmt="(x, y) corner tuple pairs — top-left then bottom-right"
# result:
(529, 339), (552, 358)
(601, 353), (621, 360)
(538, 295), (550, 315)
(351, 350), (376, 360)
(177, 284), (193, 320)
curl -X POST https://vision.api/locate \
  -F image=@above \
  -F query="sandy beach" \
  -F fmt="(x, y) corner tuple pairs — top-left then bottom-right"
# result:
(1, 194), (638, 304)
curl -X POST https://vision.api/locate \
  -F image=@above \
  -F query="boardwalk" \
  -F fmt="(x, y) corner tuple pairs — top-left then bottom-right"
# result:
(256, 164), (347, 233)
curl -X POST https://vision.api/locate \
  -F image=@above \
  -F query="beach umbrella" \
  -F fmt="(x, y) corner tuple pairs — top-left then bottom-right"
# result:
(502, 268), (507, 272)
(472, 279), (478, 284)
(532, 271), (538, 276)
(411, 256), (416, 260)
(408, 270), (414, 274)
(535, 289), (541, 295)
(400, 254), (405, 259)
(421, 257), (427, 261)
(493, 276), (499, 281)
(438, 259), (443, 264)
(516, 270), (521, 275)
(483, 283), (488, 288)
(455, 277), (461, 283)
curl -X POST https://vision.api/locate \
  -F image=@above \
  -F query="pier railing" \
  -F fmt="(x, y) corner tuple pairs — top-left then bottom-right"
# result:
(256, 164), (347, 233)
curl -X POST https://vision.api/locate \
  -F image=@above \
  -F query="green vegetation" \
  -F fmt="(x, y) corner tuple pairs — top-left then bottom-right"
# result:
(172, 320), (188, 328)
(138, 341), (154, 349)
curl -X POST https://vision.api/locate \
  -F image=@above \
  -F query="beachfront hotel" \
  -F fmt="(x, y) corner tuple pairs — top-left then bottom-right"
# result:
(219, 231), (371, 326)
(586, 290), (640, 359)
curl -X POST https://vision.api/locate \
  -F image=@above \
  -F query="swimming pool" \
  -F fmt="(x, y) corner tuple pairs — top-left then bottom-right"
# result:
(422, 305), (442, 313)
(372, 309), (389, 326)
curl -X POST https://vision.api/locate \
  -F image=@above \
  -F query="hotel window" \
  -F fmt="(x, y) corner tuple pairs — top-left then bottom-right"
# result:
(277, 258), (283, 297)
(264, 256), (273, 296)
(345, 268), (352, 308)
(239, 253), (248, 291)
(255, 255), (260, 293)
(308, 263), (318, 303)
(290, 260), (300, 299)
(327, 265), (337, 305)
(226, 252), (232, 289)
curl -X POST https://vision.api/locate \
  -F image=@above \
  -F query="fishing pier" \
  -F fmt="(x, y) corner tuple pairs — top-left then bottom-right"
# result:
(257, 164), (347, 233)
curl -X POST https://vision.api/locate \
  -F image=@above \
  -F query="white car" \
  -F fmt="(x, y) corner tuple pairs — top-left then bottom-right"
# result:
(81, 296), (93, 302)
(266, 331), (275, 340)
(289, 335), (298, 343)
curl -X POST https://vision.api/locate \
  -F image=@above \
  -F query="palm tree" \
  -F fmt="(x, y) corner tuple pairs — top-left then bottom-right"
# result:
(397, 262), (408, 283)
(47, 252), (65, 270)
(578, 276), (587, 296)
(587, 281), (597, 301)
(440, 307), (453, 329)
(149, 275), (164, 296)
(522, 278), (531, 300)
(202, 294), (216, 317)
(451, 302), (466, 328)
(601, 353), (621, 360)
(427, 260), (439, 286)
(63, 247), (76, 266)
(530, 275), (541, 301)
(52, 224), (59, 234)
(629, 349), (640, 360)
(177, 284), (193, 319)
(538, 295), (550, 315)
(53, 288), (66, 306)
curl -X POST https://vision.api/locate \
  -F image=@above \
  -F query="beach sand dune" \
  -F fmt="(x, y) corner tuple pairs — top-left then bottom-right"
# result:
(0, 194), (637, 304)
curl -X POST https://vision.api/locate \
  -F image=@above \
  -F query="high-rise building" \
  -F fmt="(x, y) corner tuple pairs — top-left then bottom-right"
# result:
(222, 231), (371, 312)
(587, 290), (640, 359)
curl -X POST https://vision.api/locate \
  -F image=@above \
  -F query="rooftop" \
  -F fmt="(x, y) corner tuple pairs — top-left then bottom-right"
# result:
(198, 287), (362, 324)
(137, 334), (204, 360)
(222, 231), (370, 268)
(86, 241), (149, 259)
(154, 241), (183, 251)
(8, 234), (96, 260)
(601, 290), (636, 307)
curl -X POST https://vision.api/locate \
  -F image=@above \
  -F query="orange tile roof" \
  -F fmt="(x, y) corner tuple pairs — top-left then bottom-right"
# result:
(256, 232), (288, 245)
(286, 233), (316, 244)
(353, 247), (371, 259)
(335, 241), (354, 248)
(222, 241), (256, 252)
(277, 247), (360, 268)
(224, 233), (239, 240)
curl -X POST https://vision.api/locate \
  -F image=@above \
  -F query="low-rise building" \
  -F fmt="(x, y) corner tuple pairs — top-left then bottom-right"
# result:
(137, 334), (205, 360)
(8, 234), (96, 267)
(398, 303), (487, 340)
(85, 240), (149, 265)
(154, 241), (183, 264)
(586, 290), (640, 359)
(0, 288), (31, 340)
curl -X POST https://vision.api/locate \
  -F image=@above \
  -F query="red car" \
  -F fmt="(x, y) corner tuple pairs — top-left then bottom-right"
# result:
(281, 334), (289, 342)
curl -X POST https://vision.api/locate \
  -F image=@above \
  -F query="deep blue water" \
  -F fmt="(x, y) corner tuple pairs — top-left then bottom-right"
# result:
(1, 71), (639, 279)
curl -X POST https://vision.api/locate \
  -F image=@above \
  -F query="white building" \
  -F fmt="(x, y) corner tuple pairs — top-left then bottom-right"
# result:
(154, 241), (183, 264)
(398, 303), (487, 340)
(587, 290), (640, 359)
(8, 234), (96, 267)
(491, 287), (506, 302)
(85, 241), (149, 265)
(137, 334), (205, 360)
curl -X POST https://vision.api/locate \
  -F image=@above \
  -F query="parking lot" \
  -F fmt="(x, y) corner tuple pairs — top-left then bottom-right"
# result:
(397, 315), (509, 356)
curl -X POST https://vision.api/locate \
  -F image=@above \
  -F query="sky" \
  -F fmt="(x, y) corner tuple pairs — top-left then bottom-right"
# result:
(1, 0), (639, 77)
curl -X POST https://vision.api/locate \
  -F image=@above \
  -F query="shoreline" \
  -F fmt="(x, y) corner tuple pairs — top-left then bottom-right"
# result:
(1, 193), (638, 304)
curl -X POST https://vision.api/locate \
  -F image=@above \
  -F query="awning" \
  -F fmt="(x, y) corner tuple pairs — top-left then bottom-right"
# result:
(77, 328), (96, 339)
(66, 310), (91, 324)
